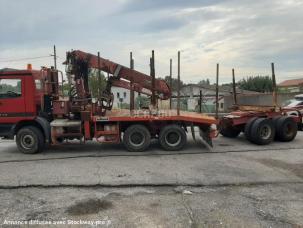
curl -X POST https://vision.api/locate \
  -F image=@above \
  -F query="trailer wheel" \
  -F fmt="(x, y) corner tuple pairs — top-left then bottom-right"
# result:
(123, 125), (151, 152)
(220, 126), (241, 138)
(275, 116), (297, 142)
(244, 117), (258, 141)
(159, 125), (186, 151)
(16, 126), (45, 154)
(250, 118), (275, 145)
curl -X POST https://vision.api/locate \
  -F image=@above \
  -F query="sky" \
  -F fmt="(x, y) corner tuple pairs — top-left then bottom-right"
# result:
(0, 0), (302, 84)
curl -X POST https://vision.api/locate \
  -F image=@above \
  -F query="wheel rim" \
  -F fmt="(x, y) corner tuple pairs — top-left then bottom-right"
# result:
(260, 125), (271, 140)
(129, 132), (145, 147)
(21, 135), (35, 149)
(165, 131), (181, 147)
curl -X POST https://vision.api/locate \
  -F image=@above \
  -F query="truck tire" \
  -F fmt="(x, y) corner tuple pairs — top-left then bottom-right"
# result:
(220, 126), (241, 138)
(244, 117), (258, 141)
(123, 125), (151, 152)
(250, 118), (275, 145)
(275, 116), (297, 142)
(159, 124), (186, 151)
(16, 126), (45, 154)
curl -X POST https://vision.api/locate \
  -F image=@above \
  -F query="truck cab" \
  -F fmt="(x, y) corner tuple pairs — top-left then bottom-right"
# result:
(0, 67), (54, 153)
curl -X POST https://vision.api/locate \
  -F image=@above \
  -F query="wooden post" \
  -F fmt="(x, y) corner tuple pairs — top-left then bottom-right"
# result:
(169, 59), (172, 109)
(199, 90), (202, 113)
(177, 51), (180, 116)
(130, 52), (135, 111)
(271, 63), (277, 107)
(215, 63), (219, 119)
(151, 50), (156, 107)
(97, 52), (101, 100)
(232, 68), (237, 105)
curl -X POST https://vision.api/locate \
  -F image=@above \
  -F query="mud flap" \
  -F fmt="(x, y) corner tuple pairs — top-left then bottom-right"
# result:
(190, 124), (196, 142)
(199, 128), (213, 150)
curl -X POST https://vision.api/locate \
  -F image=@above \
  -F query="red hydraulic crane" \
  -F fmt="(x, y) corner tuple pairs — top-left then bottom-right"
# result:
(65, 50), (171, 113)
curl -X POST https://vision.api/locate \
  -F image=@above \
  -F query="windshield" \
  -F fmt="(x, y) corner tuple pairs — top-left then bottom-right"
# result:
(0, 78), (22, 98)
(284, 99), (303, 107)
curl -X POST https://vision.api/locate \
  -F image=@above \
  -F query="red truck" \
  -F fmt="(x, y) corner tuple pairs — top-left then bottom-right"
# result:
(0, 50), (217, 154)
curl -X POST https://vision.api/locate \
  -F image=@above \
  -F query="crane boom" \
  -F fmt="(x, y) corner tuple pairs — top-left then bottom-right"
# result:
(65, 50), (171, 100)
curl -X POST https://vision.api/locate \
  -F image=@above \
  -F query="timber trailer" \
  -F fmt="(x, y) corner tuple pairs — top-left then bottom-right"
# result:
(0, 50), (217, 154)
(219, 64), (302, 145)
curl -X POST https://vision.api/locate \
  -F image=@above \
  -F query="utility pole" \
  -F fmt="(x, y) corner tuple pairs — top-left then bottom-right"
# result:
(130, 52), (135, 111)
(53, 45), (57, 70)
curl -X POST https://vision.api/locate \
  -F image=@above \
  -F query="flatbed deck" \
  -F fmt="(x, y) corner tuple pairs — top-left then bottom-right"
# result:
(94, 109), (218, 125)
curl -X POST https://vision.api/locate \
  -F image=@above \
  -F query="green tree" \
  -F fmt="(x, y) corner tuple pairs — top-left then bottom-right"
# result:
(163, 76), (185, 92)
(61, 70), (107, 97)
(88, 69), (107, 98)
(238, 76), (273, 93)
(198, 78), (210, 86)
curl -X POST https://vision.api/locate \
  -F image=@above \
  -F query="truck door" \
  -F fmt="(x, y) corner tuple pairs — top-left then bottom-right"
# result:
(0, 77), (26, 121)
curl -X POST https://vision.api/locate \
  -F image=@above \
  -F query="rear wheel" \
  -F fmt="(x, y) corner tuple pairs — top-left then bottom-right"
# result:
(250, 118), (275, 145)
(123, 125), (151, 152)
(220, 126), (241, 138)
(16, 126), (45, 154)
(159, 125), (187, 151)
(275, 116), (297, 142)
(244, 117), (258, 141)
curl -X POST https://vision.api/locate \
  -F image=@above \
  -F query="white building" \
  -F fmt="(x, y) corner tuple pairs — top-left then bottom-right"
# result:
(111, 86), (139, 108)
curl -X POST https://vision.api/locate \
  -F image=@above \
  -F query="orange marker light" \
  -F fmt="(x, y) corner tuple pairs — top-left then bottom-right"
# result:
(27, 64), (32, 70)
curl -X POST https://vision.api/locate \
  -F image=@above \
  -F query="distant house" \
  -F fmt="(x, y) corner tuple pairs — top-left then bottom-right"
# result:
(172, 84), (259, 112)
(112, 87), (134, 108)
(278, 78), (303, 93)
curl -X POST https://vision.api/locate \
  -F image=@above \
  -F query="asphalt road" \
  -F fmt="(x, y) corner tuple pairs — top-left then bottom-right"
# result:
(0, 132), (303, 227)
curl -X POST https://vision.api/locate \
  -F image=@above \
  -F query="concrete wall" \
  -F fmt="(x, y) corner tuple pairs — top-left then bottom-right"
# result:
(224, 92), (302, 111)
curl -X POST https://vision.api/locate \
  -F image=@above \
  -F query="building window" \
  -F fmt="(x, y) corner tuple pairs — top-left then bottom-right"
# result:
(117, 92), (120, 98)
(124, 92), (127, 98)
(220, 103), (224, 109)
(0, 79), (22, 99)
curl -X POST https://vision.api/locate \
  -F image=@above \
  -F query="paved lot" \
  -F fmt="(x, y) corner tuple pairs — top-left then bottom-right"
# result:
(0, 132), (303, 227)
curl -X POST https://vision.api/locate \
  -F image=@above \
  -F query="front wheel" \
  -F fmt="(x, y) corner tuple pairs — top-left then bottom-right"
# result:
(16, 126), (45, 154)
(159, 125), (187, 151)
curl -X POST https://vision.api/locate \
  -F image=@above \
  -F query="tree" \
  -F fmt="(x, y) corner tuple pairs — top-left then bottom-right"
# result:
(88, 69), (107, 98)
(163, 76), (185, 92)
(198, 78), (210, 86)
(238, 76), (273, 93)
(61, 69), (107, 98)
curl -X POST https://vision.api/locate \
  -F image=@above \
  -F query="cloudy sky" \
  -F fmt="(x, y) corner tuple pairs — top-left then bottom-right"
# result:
(0, 0), (302, 83)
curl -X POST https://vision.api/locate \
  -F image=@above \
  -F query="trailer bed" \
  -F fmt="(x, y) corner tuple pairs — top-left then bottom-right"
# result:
(94, 109), (217, 125)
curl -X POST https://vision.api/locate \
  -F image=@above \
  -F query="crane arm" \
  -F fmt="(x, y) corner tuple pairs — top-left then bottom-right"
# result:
(66, 50), (171, 99)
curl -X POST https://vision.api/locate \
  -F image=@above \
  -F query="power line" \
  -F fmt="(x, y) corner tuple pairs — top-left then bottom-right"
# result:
(0, 55), (59, 63)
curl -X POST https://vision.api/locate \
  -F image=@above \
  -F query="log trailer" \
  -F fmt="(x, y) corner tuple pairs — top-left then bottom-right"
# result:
(0, 50), (217, 154)
(219, 65), (302, 145)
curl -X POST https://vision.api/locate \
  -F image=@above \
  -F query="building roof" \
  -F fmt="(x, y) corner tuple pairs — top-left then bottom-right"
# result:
(0, 68), (19, 72)
(278, 78), (303, 87)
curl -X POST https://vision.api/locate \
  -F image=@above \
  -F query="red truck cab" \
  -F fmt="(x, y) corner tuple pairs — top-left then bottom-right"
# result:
(0, 67), (52, 153)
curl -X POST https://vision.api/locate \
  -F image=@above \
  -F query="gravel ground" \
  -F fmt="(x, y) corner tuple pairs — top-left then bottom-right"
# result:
(0, 132), (303, 227)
